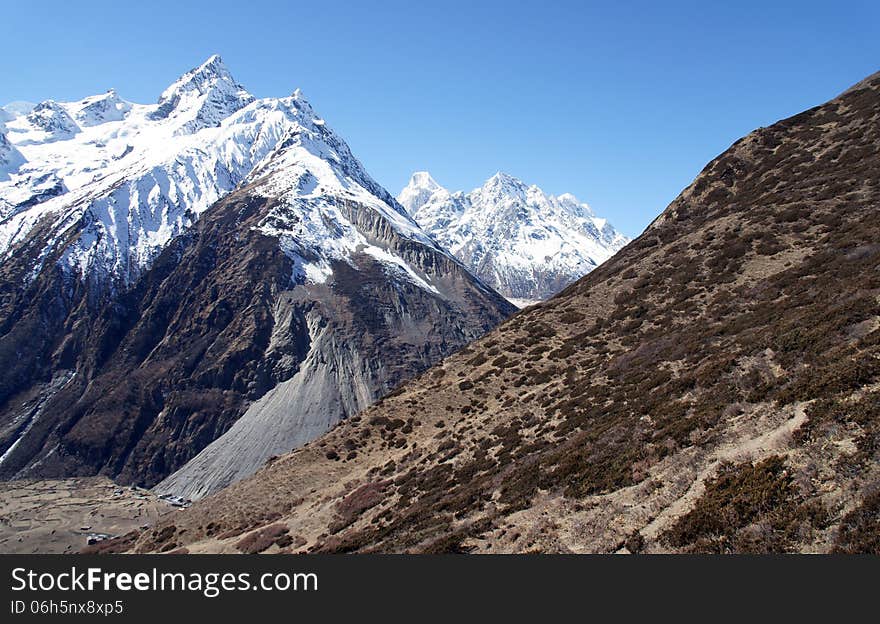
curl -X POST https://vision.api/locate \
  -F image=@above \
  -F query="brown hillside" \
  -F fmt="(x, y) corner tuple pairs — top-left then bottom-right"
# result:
(132, 71), (880, 554)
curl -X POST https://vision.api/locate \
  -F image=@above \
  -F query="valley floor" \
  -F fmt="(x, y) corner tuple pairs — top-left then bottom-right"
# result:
(0, 477), (171, 554)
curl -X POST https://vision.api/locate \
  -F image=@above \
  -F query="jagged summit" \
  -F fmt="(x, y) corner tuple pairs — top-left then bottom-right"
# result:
(0, 55), (428, 288)
(399, 171), (628, 304)
(398, 171), (448, 217)
(25, 100), (79, 139)
(411, 170), (440, 186)
(149, 54), (254, 133)
(482, 171), (528, 194)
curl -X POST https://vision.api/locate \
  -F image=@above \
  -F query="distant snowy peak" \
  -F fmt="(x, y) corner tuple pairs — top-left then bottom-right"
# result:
(149, 54), (255, 134)
(480, 171), (530, 200)
(0, 102), (36, 120)
(26, 101), (80, 140)
(398, 171), (466, 232)
(3, 91), (129, 132)
(397, 171), (445, 214)
(398, 171), (629, 303)
(72, 89), (131, 127)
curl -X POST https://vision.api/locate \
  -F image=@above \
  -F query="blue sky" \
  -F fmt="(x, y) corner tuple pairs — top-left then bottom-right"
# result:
(3, 1), (878, 236)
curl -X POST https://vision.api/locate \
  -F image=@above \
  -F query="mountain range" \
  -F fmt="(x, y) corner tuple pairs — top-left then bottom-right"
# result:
(4, 55), (877, 556)
(121, 69), (880, 554)
(398, 171), (628, 306)
(0, 56), (514, 498)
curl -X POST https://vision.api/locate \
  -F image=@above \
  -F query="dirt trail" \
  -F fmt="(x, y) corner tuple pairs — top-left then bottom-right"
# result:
(641, 404), (808, 541)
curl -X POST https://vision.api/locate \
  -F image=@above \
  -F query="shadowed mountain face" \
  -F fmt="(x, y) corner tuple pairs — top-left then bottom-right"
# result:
(0, 59), (515, 494)
(0, 172), (513, 492)
(129, 71), (880, 554)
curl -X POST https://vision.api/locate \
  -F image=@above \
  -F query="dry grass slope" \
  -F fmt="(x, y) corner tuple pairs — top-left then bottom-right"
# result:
(123, 70), (880, 554)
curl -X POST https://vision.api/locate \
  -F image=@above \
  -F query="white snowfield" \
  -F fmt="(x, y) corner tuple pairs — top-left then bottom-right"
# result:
(398, 171), (630, 304)
(0, 55), (436, 293)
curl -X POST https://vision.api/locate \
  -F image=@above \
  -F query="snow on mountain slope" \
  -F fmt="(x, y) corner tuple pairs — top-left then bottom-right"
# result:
(148, 54), (253, 134)
(0, 122), (26, 183)
(398, 171), (629, 304)
(71, 89), (132, 127)
(1, 102), (37, 119)
(0, 55), (433, 292)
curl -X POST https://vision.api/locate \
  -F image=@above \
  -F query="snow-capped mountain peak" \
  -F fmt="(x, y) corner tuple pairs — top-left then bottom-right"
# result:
(72, 89), (132, 127)
(0, 56), (440, 295)
(397, 171), (446, 215)
(410, 170), (442, 190)
(399, 171), (629, 304)
(150, 54), (254, 134)
(26, 100), (80, 140)
(481, 171), (529, 197)
(0, 101), (36, 120)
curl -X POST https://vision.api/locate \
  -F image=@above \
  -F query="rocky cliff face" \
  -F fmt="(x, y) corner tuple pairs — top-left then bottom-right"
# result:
(130, 70), (880, 554)
(152, 182), (513, 499)
(0, 58), (514, 495)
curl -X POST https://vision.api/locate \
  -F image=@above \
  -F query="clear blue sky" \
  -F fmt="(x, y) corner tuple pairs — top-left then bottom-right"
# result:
(3, 1), (878, 236)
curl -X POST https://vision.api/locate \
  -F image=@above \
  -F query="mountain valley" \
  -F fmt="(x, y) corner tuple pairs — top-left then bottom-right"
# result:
(118, 70), (880, 554)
